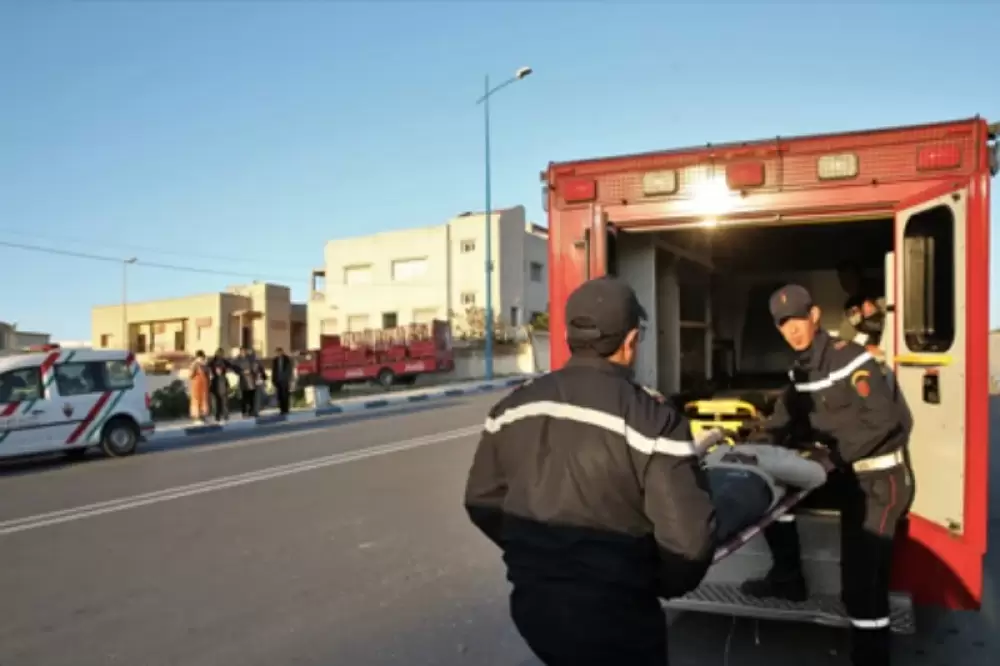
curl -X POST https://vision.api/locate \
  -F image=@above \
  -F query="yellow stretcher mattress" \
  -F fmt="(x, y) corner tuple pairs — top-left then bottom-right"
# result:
(684, 399), (759, 447)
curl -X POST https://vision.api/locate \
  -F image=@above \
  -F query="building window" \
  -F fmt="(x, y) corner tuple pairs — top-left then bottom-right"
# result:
(391, 257), (428, 282)
(344, 265), (373, 286)
(460, 292), (476, 307)
(320, 318), (339, 334)
(510, 307), (519, 326)
(460, 240), (476, 253)
(346, 315), (370, 332)
(903, 204), (955, 353)
(382, 312), (398, 329)
(529, 262), (544, 282)
(174, 330), (186, 352)
(100, 334), (110, 348)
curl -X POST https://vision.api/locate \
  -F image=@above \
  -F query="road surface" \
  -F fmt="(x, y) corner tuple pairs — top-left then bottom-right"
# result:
(0, 393), (996, 665)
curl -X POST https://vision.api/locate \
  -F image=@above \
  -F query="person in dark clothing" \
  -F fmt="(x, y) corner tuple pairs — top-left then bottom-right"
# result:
(836, 261), (887, 345)
(208, 348), (237, 423)
(702, 442), (829, 545)
(271, 347), (294, 415)
(738, 284), (914, 666)
(464, 276), (722, 666)
(235, 348), (267, 417)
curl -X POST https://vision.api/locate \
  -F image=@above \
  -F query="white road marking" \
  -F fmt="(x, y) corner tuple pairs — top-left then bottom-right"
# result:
(0, 425), (482, 536)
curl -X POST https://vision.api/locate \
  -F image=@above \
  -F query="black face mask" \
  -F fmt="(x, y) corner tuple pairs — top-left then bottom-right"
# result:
(857, 310), (885, 335)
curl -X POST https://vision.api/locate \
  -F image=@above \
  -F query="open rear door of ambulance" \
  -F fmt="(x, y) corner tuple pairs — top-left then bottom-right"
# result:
(891, 179), (988, 610)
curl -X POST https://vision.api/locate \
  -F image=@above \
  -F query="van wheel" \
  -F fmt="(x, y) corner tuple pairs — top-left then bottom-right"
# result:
(377, 368), (395, 388)
(101, 417), (140, 458)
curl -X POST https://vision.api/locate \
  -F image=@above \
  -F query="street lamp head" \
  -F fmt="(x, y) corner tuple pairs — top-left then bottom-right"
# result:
(125, 257), (138, 264)
(515, 66), (533, 80)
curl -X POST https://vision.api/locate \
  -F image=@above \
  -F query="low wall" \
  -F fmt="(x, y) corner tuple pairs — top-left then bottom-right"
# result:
(447, 332), (550, 380)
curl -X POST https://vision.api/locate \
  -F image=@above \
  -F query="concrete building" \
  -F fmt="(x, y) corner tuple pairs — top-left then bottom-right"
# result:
(0, 321), (51, 351)
(91, 282), (307, 357)
(307, 205), (549, 348)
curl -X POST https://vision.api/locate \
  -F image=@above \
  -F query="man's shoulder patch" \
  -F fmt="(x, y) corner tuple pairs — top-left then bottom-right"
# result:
(850, 369), (872, 398)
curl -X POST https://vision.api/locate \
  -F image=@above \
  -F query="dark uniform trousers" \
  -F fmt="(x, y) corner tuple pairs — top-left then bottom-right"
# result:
(510, 584), (668, 666)
(764, 459), (914, 665)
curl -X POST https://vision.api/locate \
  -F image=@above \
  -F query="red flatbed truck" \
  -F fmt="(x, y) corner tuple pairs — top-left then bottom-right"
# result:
(542, 117), (997, 632)
(295, 319), (455, 390)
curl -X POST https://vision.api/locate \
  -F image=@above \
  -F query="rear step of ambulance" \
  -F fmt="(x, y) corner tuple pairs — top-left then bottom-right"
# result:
(662, 512), (916, 635)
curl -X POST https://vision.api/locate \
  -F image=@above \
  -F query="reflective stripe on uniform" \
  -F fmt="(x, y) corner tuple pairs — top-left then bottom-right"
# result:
(776, 513), (796, 523)
(851, 616), (890, 629)
(852, 448), (904, 474)
(483, 400), (697, 458)
(792, 352), (873, 393)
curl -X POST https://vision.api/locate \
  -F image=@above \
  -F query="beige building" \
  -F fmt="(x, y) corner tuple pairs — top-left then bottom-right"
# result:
(307, 205), (549, 348)
(0, 321), (51, 351)
(91, 282), (307, 357)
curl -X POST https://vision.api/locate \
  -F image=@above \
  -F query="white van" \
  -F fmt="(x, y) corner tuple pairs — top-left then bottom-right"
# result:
(0, 345), (155, 460)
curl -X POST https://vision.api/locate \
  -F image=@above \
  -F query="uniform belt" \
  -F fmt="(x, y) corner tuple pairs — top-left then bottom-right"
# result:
(852, 449), (904, 474)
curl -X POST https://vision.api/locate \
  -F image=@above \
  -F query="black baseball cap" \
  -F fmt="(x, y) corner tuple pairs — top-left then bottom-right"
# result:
(565, 277), (647, 348)
(769, 284), (814, 324)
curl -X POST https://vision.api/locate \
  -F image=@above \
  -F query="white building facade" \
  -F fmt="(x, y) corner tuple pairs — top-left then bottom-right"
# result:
(0, 321), (51, 351)
(307, 206), (548, 347)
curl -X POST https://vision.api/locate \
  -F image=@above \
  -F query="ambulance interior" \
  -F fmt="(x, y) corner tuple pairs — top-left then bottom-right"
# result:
(612, 217), (895, 412)
(613, 216), (898, 598)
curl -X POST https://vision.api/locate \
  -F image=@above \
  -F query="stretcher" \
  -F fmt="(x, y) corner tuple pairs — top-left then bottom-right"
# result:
(686, 397), (836, 563)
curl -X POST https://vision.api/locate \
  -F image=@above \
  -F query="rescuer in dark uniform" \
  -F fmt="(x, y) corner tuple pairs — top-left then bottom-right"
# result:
(464, 276), (721, 666)
(836, 260), (887, 346)
(739, 284), (914, 666)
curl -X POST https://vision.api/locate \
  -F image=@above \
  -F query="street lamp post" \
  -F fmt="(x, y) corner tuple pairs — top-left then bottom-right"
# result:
(122, 257), (137, 351)
(476, 65), (532, 381)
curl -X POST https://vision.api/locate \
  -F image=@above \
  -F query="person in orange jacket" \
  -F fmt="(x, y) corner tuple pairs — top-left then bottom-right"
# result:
(189, 350), (211, 423)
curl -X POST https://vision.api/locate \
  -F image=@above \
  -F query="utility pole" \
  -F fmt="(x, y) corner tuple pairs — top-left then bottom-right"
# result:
(476, 66), (533, 380)
(122, 257), (137, 351)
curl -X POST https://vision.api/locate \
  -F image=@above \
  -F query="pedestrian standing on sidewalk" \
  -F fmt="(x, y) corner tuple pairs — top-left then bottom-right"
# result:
(236, 347), (267, 417)
(188, 351), (211, 423)
(209, 348), (236, 423)
(271, 347), (293, 415)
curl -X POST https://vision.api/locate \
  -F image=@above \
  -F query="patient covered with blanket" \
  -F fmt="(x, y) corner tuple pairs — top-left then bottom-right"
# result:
(696, 438), (829, 545)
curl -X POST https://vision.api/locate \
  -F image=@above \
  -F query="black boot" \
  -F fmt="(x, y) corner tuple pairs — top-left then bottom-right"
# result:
(740, 568), (808, 602)
(739, 521), (808, 602)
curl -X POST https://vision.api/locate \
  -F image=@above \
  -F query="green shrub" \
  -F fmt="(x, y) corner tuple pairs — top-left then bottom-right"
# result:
(149, 381), (246, 421)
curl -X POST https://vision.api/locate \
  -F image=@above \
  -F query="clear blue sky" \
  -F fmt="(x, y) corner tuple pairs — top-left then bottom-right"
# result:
(2, 1), (998, 340)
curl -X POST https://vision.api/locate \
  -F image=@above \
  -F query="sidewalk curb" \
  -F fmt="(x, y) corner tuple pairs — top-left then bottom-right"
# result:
(149, 375), (533, 442)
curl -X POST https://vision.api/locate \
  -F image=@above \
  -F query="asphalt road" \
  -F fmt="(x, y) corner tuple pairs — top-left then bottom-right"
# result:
(0, 393), (996, 666)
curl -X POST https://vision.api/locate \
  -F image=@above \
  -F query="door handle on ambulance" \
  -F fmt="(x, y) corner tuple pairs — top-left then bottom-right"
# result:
(31, 409), (44, 415)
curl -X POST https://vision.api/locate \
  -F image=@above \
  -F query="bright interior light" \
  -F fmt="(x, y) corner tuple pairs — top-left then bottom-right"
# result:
(688, 174), (736, 217)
